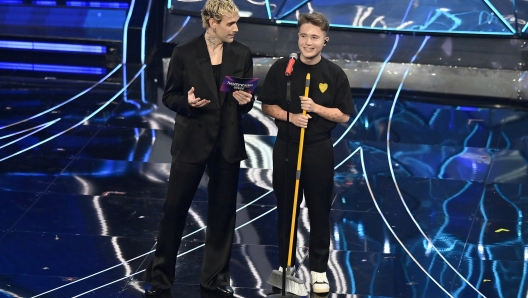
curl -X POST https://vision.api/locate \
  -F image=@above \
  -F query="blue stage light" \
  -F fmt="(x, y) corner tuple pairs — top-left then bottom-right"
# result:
(34, 42), (106, 53)
(34, 64), (106, 74)
(523, 23), (528, 33)
(0, 41), (33, 50)
(0, 40), (106, 53)
(0, 0), (23, 4)
(0, 62), (106, 74)
(122, 0), (136, 64)
(0, 62), (33, 71)
(33, 0), (56, 5)
(66, 1), (129, 9)
(141, 0), (153, 64)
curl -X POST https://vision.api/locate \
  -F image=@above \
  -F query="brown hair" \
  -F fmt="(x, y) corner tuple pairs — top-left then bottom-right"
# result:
(201, 0), (239, 28)
(298, 12), (329, 34)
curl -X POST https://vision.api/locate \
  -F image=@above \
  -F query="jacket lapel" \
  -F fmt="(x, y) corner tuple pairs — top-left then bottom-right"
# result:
(219, 43), (238, 106)
(195, 35), (219, 104)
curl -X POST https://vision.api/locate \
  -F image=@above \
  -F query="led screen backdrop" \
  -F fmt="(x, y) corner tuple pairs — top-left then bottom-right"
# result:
(169, 0), (528, 35)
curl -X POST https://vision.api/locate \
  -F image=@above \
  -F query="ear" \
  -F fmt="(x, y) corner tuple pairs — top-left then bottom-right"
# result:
(324, 37), (329, 45)
(208, 18), (215, 29)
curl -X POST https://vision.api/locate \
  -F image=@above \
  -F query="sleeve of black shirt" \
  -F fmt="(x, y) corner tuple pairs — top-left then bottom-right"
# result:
(257, 60), (282, 105)
(335, 70), (356, 117)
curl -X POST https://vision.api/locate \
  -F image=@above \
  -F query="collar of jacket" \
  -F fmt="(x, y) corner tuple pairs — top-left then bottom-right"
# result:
(194, 32), (239, 106)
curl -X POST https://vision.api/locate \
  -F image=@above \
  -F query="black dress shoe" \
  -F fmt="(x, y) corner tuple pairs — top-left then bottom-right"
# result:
(144, 283), (163, 297)
(212, 285), (234, 296)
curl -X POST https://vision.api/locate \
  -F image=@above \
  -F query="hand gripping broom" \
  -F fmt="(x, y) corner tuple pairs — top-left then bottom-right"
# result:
(267, 73), (311, 297)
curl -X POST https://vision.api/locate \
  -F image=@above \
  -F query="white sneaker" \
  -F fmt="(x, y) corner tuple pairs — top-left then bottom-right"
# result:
(311, 271), (329, 293)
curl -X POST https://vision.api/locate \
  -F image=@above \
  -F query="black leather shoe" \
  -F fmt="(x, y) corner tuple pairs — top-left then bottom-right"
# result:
(212, 285), (234, 296)
(144, 283), (163, 297)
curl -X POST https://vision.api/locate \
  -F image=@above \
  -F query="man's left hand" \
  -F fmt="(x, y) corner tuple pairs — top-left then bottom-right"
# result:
(233, 90), (252, 105)
(300, 96), (318, 113)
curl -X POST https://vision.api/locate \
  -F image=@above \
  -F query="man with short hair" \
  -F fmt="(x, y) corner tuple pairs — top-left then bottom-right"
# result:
(259, 12), (356, 294)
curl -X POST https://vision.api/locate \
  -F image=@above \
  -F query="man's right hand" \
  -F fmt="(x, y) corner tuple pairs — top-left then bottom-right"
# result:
(188, 87), (210, 108)
(290, 113), (312, 128)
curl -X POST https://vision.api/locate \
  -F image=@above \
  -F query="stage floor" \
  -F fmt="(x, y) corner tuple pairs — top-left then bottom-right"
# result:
(1, 59), (528, 298)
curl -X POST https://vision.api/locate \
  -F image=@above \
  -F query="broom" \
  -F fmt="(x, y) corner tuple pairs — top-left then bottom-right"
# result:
(267, 73), (311, 297)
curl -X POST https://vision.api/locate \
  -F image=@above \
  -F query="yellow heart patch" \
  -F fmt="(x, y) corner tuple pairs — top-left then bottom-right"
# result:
(319, 83), (328, 93)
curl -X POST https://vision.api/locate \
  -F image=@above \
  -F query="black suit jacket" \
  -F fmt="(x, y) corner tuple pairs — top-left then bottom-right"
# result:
(162, 33), (254, 164)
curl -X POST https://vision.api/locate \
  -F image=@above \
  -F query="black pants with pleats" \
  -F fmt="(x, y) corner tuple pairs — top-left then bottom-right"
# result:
(144, 147), (240, 290)
(273, 137), (334, 273)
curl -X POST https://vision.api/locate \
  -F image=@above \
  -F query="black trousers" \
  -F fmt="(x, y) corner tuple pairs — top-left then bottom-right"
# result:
(273, 137), (334, 273)
(144, 147), (240, 290)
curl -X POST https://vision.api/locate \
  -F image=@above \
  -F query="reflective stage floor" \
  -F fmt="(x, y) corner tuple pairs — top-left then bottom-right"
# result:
(1, 60), (528, 298)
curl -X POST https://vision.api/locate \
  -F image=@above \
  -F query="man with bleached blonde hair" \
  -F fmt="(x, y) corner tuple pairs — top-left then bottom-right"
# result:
(143, 0), (254, 296)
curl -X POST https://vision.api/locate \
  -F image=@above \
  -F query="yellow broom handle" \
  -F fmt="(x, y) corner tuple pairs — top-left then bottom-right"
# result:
(287, 73), (310, 267)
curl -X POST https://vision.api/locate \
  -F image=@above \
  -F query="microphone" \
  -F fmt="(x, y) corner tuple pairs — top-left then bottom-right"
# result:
(284, 53), (297, 76)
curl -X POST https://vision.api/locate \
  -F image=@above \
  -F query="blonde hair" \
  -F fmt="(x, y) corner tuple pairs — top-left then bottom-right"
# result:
(298, 12), (329, 34)
(201, 0), (239, 28)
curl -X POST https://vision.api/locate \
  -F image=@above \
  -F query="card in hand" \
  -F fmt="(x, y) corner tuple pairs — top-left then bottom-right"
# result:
(220, 76), (259, 94)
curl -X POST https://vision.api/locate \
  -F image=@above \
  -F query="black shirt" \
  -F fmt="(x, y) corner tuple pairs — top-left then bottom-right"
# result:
(212, 64), (222, 91)
(258, 56), (355, 143)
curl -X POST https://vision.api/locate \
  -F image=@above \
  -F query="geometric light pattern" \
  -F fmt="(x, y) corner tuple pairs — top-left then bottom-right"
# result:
(170, 0), (528, 35)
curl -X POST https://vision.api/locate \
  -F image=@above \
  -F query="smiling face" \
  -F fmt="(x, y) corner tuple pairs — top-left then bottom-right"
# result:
(297, 23), (329, 64)
(210, 13), (239, 43)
